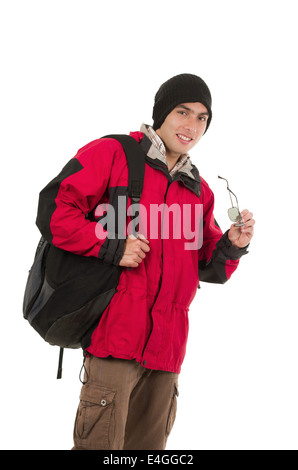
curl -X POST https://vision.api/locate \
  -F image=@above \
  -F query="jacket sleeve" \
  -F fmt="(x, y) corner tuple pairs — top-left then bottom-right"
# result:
(35, 138), (127, 265)
(198, 183), (249, 285)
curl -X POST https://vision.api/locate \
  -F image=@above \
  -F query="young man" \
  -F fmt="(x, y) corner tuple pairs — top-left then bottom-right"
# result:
(36, 74), (255, 450)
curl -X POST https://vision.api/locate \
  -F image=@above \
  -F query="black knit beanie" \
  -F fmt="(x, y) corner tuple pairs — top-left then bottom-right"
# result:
(152, 73), (212, 133)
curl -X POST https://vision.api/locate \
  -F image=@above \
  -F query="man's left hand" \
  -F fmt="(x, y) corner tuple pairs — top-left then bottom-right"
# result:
(228, 209), (255, 248)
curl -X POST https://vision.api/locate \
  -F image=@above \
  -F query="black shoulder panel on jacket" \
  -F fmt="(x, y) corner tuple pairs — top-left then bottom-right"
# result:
(36, 158), (84, 242)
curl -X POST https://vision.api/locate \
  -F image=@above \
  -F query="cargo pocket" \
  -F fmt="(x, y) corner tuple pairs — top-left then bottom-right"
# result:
(166, 383), (179, 437)
(73, 383), (116, 450)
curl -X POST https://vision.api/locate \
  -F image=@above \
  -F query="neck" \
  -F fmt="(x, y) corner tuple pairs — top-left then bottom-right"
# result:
(166, 154), (181, 172)
(165, 147), (182, 171)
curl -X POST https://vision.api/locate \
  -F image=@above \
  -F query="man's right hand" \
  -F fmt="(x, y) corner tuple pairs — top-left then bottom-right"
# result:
(119, 234), (150, 268)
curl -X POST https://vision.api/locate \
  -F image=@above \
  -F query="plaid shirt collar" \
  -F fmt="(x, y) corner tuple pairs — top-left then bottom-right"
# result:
(140, 123), (192, 178)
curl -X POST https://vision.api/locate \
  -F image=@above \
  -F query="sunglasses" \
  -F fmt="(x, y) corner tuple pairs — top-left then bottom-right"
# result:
(218, 176), (244, 227)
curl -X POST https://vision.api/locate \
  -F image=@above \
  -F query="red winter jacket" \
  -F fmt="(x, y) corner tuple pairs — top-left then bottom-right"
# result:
(36, 131), (248, 373)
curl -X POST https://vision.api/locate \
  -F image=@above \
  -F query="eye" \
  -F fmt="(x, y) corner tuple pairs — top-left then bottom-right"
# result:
(177, 110), (187, 116)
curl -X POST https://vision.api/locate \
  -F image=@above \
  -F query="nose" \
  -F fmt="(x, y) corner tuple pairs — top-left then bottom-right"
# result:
(184, 115), (198, 134)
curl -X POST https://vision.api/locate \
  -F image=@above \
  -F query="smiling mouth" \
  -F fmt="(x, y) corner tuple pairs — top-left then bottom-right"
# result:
(177, 134), (193, 143)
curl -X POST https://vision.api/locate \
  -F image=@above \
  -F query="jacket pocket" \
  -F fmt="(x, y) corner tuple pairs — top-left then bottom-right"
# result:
(166, 383), (179, 437)
(73, 383), (116, 450)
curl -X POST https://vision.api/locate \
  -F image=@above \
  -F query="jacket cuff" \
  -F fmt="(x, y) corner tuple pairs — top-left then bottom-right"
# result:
(98, 235), (126, 266)
(216, 230), (249, 260)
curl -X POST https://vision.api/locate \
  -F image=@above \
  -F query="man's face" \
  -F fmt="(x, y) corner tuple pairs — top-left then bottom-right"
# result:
(156, 102), (209, 160)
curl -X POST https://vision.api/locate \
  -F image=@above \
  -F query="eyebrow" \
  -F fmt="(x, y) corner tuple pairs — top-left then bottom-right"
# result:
(176, 104), (209, 116)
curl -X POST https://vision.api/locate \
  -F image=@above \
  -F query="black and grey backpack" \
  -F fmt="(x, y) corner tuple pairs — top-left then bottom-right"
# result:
(23, 135), (145, 378)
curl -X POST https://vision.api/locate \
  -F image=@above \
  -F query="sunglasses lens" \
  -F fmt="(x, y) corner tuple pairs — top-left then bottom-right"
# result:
(228, 207), (241, 222)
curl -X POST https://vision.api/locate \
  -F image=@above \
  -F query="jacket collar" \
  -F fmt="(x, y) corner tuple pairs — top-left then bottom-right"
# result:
(139, 124), (201, 198)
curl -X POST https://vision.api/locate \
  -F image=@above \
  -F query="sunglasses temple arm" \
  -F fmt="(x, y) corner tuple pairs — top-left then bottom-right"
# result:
(218, 176), (233, 206)
(218, 176), (241, 213)
(228, 188), (241, 212)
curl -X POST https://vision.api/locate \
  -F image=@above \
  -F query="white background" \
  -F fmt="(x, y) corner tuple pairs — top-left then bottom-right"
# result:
(1, 0), (297, 450)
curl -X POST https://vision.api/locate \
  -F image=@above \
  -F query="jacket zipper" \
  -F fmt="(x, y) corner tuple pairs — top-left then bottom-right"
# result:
(141, 178), (171, 361)
(156, 179), (172, 296)
(160, 179), (171, 262)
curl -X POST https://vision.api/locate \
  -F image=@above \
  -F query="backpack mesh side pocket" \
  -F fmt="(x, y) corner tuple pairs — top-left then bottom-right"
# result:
(23, 237), (51, 319)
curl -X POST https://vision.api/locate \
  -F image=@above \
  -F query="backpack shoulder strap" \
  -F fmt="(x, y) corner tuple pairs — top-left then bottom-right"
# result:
(101, 134), (146, 204)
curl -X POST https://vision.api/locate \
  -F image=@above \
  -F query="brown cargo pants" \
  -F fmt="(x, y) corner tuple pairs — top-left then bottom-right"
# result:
(72, 355), (179, 450)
